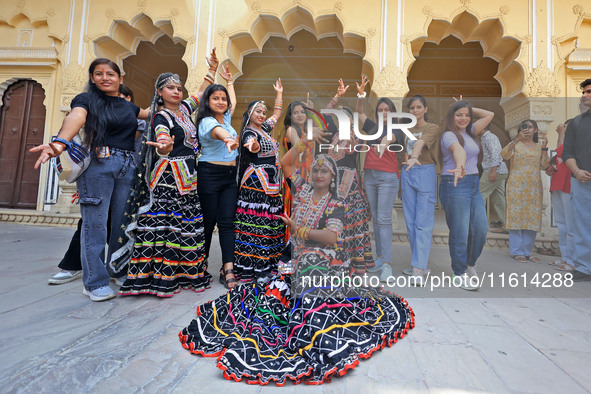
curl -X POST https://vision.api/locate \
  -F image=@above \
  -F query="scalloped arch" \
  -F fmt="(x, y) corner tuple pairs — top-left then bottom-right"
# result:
(93, 13), (185, 72)
(408, 11), (524, 98)
(226, 6), (371, 80)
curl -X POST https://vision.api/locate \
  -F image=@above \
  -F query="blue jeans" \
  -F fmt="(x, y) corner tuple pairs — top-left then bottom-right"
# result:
(364, 169), (399, 270)
(439, 174), (488, 275)
(197, 162), (239, 265)
(509, 229), (537, 256)
(401, 164), (437, 270)
(571, 178), (591, 274)
(77, 149), (136, 291)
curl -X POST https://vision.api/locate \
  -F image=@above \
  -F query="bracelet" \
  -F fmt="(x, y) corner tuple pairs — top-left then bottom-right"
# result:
(357, 92), (367, 98)
(51, 136), (72, 150)
(574, 169), (581, 178)
(227, 81), (234, 86)
(542, 148), (548, 151)
(156, 149), (170, 157)
(410, 156), (419, 160)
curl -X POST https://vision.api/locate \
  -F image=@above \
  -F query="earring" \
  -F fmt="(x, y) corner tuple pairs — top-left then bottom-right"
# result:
(157, 95), (163, 105)
(331, 179), (335, 188)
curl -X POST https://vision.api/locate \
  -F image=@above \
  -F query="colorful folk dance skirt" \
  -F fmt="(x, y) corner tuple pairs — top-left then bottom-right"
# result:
(179, 247), (414, 385)
(233, 168), (285, 281)
(119, 169), (211, 297)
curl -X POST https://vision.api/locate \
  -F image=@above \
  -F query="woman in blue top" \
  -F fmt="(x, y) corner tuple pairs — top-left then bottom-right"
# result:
(195, 66), (240, 289)
(439, 98), (493, 291)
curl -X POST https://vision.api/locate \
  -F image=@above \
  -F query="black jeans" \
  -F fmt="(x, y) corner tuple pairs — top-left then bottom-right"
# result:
(197, 162), (239, 266)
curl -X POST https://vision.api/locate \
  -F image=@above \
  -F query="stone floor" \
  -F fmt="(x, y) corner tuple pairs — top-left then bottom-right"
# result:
(1, 222), (590, 393)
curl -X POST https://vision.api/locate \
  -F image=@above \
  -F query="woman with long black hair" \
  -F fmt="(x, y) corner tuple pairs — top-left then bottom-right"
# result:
(233, 80), (285, 281)
(115, 68), (223, 297)
(439, 98), (493, 290)
(31, 58), (150, 301)
(195, 68), (240, 289)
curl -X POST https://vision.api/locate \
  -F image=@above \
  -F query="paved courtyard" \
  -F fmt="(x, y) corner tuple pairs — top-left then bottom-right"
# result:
(1, 222), (590, 393)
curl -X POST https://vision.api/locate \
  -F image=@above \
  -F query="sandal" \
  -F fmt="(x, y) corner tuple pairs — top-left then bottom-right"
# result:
(219, 263), (239, 290)
(527, 255), (542, 263)
(513, 255), (528, 263)
(555, 262), (575, 272)
(549, 259), (565, 266)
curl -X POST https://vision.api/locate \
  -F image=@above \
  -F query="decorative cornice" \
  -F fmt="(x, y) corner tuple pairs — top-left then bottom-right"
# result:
(0, 47), (57, 61)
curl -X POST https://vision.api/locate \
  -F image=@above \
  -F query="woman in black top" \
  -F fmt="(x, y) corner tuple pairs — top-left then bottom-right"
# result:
(31, 58), (149, 301)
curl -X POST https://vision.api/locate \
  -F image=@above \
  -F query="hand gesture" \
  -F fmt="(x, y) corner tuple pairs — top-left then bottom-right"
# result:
(336, 78), (349, 97)
(403, 157), (421, 171)
(273, 78), (283, 93)
(30, 142), (65, 169)
(446, 166), (465, 187)
(279, 213), (295, 232)
(244, 137), (260, 153)
(147, 135), (175, 156)
(219, 64), (233, 83)
(207, 48), (218, 71)
(545, 165), (557, 176)
(304, 92), (314, 109)
(223, 136), (239, 153)
(453, 95), (463, 102)
(556, 123), (566, 135)
(312, 127), (332, 144)
(356, 74), (369, 95)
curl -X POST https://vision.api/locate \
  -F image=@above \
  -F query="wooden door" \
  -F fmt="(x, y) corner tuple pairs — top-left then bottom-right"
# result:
(0, 80), (45, 208)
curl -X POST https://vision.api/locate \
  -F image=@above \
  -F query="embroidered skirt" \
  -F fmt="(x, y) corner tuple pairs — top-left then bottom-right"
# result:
(233, 165), (285, 281)
(179, 247), (414, 385)
(119, 168), (211, 297)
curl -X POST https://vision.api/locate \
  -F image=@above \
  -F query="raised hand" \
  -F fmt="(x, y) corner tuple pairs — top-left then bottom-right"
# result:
(305, 92), (314, 109)
(273, 78), (283, 93)
(453, 95), (463, 102)
(356, 74), (369, 95)
(219, 64), (233, 83)
(336, 78), (349, 97)
(30, 142), (65, 169)
(147, 135), (175, 156)
(207, 47), (219, 71)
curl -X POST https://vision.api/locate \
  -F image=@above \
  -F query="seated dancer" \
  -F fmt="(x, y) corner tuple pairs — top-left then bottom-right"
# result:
(114, 57), (222, 297)
(233, 79), (285, 281)
(179, 153), (414, 385)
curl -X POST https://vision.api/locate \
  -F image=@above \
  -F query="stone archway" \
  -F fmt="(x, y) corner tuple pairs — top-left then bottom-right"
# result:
(93, 13), (186, 74)
(407, 11), (524, 99)
(222, 6), (372, 84)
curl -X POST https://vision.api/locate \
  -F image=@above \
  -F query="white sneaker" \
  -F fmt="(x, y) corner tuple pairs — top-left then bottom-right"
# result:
(379, 264), (393, 282)
(403, 267), (431, 276)
(466, 266), (478, 277)
(48, 270), (82, 285)
(112, 276), (127, 286)
(453, 274), (479, 291)
(83, 286), (116, 302)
